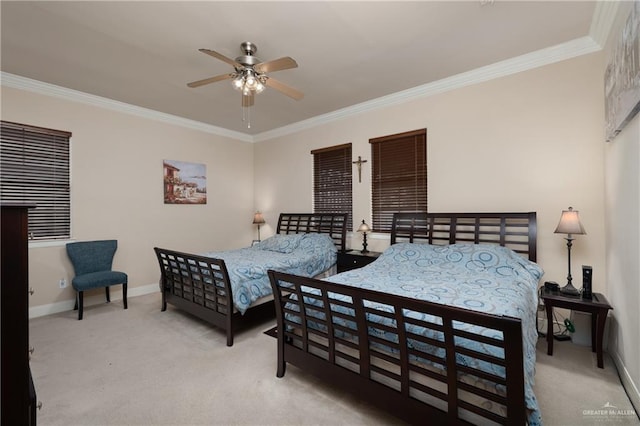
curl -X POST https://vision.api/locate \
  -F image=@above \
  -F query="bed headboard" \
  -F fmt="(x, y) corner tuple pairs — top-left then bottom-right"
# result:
(390, 212), (537, 262)
(276, 213), (348, 252)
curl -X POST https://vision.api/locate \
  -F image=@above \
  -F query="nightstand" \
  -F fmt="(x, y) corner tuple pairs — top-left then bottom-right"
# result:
(540, 289), (613, 368)
(337, 250), (381, 273)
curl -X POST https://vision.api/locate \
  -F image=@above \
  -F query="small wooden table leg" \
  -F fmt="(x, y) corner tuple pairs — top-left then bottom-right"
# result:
(591, 312), (597, 353)
(545, 304), (554, 356)
(595, 309), (607, 368)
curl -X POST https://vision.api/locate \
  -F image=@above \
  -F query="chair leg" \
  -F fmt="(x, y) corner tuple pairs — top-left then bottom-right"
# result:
(123, 283), (128, 310)
(74, 295), (78, 311)
(105, 286), (111, 303)
(77, 291), (84, 320)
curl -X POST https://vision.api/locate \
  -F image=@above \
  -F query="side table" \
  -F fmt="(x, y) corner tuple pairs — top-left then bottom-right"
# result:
(540, 290), (613, 368)
(337, 250), (381, 273)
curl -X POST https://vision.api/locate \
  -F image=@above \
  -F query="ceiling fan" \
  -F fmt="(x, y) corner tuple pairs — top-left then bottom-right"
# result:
(187, 42), (303, 123)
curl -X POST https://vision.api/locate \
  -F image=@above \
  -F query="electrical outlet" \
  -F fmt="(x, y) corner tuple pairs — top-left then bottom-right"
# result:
(59, 278), (67, 289)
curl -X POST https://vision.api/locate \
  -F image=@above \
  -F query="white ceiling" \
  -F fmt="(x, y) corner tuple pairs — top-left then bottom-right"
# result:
(1, 1), (606, 139)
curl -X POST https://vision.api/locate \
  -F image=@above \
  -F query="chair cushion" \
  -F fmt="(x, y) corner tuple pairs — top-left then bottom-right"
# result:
(72, 271), (128, 291)
(66, 240), (118, 276)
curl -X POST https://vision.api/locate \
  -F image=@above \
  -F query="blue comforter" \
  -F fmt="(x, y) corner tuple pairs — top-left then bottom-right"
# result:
(203, 233), (337, 314)
(323, 243), (544, 425)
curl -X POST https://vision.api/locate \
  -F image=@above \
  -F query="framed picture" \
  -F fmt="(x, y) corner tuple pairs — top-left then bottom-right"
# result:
(604, 1), (640, 142)
(163, 160), (207, 204)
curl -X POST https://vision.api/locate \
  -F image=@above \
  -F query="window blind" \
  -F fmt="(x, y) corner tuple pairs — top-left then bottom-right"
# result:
(1, 120), (71, 240)
(370, 129), (427, 232)
(312, 143), (353, 230)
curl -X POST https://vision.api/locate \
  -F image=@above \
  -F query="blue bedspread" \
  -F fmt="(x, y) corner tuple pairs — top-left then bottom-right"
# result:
(203, 233), (337, 314)
(323, 243), (544, 425)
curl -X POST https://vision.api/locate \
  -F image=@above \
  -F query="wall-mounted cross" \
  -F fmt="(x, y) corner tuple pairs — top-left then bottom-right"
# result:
(352, 156), (368, 183)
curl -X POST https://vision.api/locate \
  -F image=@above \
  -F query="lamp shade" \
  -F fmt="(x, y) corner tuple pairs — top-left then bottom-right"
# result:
(554, 207), (586, 236)
(252, 211), (265, 225)
(357, 220), (371, 233)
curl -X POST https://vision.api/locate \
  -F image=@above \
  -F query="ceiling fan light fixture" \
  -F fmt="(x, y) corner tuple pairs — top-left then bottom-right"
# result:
(255, 78), (266, 94)
(232, 69), (265, 95)
(245, 74), (258, 90)
(232, 74), (244, 90)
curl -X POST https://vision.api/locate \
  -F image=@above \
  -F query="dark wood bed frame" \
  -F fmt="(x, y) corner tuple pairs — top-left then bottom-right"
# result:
(154, 213), (347, 346)
(268, 212), (537, 425)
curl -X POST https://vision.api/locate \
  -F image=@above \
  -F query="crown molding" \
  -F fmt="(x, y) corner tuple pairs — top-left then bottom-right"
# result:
(0, 72), (253, 143)
(589, 0), (621, 48)
(253, 36), (601, 142)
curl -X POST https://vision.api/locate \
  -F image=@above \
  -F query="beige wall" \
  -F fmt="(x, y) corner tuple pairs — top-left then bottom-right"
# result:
(605, 112), (640, 412)
(255, 53), (607, 295)
(1, 86), (255, 316)
(603, 1), (640, 411)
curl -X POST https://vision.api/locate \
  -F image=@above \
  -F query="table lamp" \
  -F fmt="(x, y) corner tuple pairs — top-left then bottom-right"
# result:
(554, 207), (586, 295)
(253, 211), (265, 242)
(357, 219), (371, 254)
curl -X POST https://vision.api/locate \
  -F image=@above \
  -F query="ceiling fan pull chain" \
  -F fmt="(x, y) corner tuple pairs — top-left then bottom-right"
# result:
(241, 95), (246, 123)
(241, 94), (251, 128)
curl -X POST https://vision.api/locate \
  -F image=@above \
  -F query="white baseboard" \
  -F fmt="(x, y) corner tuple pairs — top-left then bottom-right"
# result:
(611, 349), (640, 415)
(28, 283), (159, 319)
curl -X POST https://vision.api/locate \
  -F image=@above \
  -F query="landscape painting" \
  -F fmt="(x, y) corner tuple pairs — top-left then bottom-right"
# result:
(163, 160), (207, 204)
(604, 1), (640, 142)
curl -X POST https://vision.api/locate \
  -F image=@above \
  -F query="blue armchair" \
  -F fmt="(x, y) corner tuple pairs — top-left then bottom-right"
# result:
(66, 240), (128, 320)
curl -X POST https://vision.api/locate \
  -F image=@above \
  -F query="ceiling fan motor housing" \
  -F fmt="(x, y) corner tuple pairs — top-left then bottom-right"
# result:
(236, 41), (261, 67)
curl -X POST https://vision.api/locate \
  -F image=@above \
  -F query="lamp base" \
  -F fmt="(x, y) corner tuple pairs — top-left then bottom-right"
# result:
(560, 282), (580, 296)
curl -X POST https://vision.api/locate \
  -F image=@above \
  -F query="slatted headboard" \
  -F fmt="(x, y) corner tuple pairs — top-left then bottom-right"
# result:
(390, 212), (537, 262)
(276, 213), (348, 252)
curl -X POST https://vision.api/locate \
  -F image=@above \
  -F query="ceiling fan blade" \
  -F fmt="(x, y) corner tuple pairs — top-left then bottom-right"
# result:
(265, 77), (304, 101)
(199, 48), (242, 69)
(242, 93), (255, 107)
(254, 57), (298, 74)
(187, 73), (233, 88)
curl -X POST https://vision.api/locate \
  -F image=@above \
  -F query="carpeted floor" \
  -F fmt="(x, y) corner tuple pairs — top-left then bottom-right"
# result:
(29, 292), (639, 425)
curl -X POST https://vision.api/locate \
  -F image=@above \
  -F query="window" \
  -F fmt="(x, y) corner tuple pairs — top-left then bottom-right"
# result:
(1, 121), (71, 240)
(370, 129), (427, 232)
(311, 143), (353, 230)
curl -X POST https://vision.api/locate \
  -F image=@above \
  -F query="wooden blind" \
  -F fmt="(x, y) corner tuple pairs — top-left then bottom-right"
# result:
(311, 143), (352, 230)
(370, 129), (427, 232)
(0, 120), (71, 240)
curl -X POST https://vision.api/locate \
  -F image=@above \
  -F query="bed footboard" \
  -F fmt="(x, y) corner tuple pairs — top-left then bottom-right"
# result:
(154, 248), (235, 346)
(268, 271), (527, 425)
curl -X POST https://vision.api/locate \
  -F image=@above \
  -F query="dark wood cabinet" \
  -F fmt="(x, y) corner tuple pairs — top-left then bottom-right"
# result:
(1, 204), (37, 425)
(337, 250), (381, 273)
